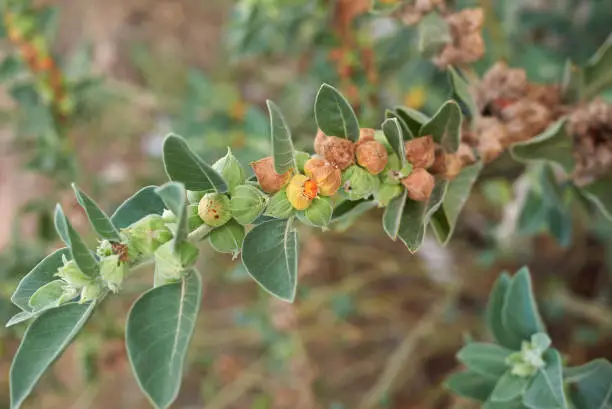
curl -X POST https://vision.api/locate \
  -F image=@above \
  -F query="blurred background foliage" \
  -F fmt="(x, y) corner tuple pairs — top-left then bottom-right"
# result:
(1, 0), (612, 408)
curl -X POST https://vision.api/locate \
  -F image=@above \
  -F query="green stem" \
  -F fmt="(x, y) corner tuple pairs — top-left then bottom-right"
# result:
(188, 224), (214, 242)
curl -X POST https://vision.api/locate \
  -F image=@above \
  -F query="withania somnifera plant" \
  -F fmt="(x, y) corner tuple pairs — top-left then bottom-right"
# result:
(6, 77), (612, 408)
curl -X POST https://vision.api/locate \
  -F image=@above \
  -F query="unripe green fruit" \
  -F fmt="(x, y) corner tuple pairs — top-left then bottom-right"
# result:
(100, 255), (126, 293)
(187, 190), (206, 204)
(212, 148), (246, 192)
(295, 151), (311, 173)
(80, 281), (102, 303)
(209, 220), (245, 258)
(341, 165), (380, 201)
(230, 184), (268, 225)
(198, 193), (232, 227)
(124, 214), (172, 257)
(264, 189), (294, 219)
(375, 183), (403, 207)
(304, 196), (333, 228)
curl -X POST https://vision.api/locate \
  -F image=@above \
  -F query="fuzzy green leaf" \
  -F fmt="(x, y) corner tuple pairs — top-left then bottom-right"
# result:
(5, 312), (35, 328)
(523, 350), (568, 409)
(448, 67), (478, 118)
(565, 359), (612, 409)
(111, 186), (167, 229)
(72, 184), (121, 241)
(383, 190), (408, 240)
(395, 106), (429, 137)
(580, 175), (612, 221)
(54, 205), (99, 277)
(331, 199), (377, 223)
(314, 84), (360, 142)
(431, 161), (483, 244)
(11, 248), (70, 312)
(242, 218), (298, 302)
(28, 280), (65, 311)
(491, 372), (529, 402)
(267, 100), (296, 174)
(457, 343), (513, 378)
(502, 267), (546, 348)
(486, 273), (517, 350)
(370, 0), (402, 14)
(444, 370), (497, 402)
(163, 134), (228, 192)
(583, 33), (612, 99)
(0, 55), (23, 83)
(10, 302), (95, 409)
(126, 270), (202, 409)
(385, 109), (414, 140)
(397, 181), (449, 253)
(419, 100), (462, 152)
(155, 182), (188, 251)
(418, 12), (451, 58)
(510, 119), (575, 174)
(382, 117), (407, 168)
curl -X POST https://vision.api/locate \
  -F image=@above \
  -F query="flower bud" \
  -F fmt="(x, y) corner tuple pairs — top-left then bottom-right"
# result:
(304, 197), (334, 228)
(356, 139), (389, 175)
(55, 255), (92, 288)
(230, 184), (268, 225)
(123, 214), (172, 257)
(250, 156), (292, 193)
(401, 168), (435, 202)
(428, 146), (447, 175)
(209, 220), (245, 259)
(100, 255), (127, 293)
(80, 281), (102, 304)
(304, 158), (342, 196)
(213, 148), (246, 192)
(375, 183), (403, 207)
(295, 151), (311, 174)
(286, 174), (318, 210)
(265, 189), (294, 219)
(342, 165), (380, 201)
(187, 204), (204, 230)
(404, 135), (435, 169)
(314, 131), (355, 170)
(198, 193), (232, 227)
(97, 240), (114, 257)
(187, 190), (206, 204)
(444, 153), (462, 180)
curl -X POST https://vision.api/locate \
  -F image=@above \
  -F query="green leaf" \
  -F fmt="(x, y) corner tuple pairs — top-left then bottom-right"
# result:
(395, 106), (428, 137)
(397, 181), (449, 253)
(418, 12), (451, 58)
(510, 119), (575, 174)
(490, 372), (529, 402)
(242, 218), (298, 302)
(457, 343), (513, 378)
(314, 84), (360, 142)
(163, 134), (228, 192)
(10, 302), (95, 409)
(6, 311), (35, 328)
(484, 398), (530, 409)
(54, 205), (99, 277)
(0, 56), (23, 83)
(523, 349), (568, 409)
(580, 175), (612, 221)
(486, 273), (517, 350)
(72, 184), (121, 241)
(431, 161), (483, 244)
(331, 199), (377, 223)
(155, 183), (188, 251)
(11, 248), (70, 312)
(126, 270), (202, 409)
(382, 118), (407, 167)
(448, 67), (478, 118)
(444, 370), (497, 402)
(111, 186), (166, 229)
(583, 33), (612, 99)
(370, 0), (402, 14)
(383, 190), (408, 240)
(502, 267), (546, 348)
(385, 110), (413, 140)
(565, 359), (612, 409)
(28, 280), (65, 311)
(419, 100), (462, 152)
(266, 100), (296, 174)
(561, 60), (583, 104)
